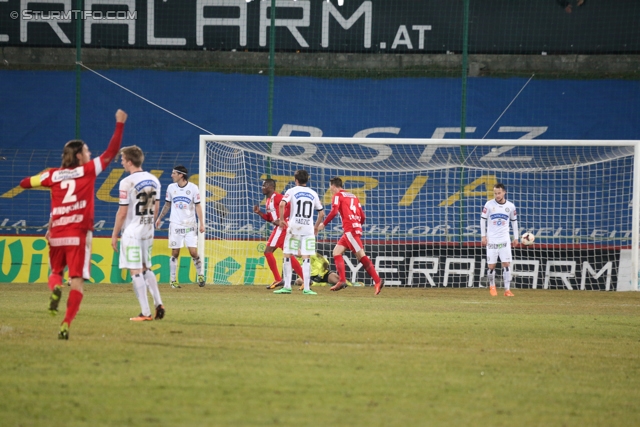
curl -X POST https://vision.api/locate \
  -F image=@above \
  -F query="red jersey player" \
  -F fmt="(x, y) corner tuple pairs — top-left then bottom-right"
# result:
(20, 109), (128, 339)
(317, 177), (384, 295)
(253, 178), (304, 289)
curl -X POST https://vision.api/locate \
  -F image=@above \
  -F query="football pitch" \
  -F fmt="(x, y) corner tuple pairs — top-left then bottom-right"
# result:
(0, 284), (639, 427)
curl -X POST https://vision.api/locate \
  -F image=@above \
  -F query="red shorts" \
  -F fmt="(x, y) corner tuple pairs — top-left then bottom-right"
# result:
(48, 231), (92, 280)
(338, 232), (363, 253)
(266, 226), (286, 249)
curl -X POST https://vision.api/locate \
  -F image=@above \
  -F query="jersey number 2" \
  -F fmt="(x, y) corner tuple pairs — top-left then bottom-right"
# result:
(61, 180), (77, 204)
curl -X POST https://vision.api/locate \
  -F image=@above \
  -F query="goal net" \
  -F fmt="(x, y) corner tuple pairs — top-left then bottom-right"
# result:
(199, 136), (640, 291)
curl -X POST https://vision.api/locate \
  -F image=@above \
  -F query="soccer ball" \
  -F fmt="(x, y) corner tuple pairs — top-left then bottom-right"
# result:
(521, 232), (535, 246)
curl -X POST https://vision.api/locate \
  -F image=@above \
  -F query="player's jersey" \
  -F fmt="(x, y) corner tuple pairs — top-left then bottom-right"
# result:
(165, 181), (200, 227)
(265, 192), (285, 222)
(19, 122), (124, 240)
(37, 161), (101, 238)
(481, 199), (517, 243)
(282, 186), (323, 235)
(119, 171), (161, 240)
(329, 190), (364, 235)
(310, 253), (330, 278)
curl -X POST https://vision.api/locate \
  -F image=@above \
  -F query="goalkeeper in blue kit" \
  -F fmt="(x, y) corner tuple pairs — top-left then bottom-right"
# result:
(294, 251), (361, 290)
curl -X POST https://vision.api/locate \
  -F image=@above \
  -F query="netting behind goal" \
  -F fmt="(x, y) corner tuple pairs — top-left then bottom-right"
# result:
(200, 136), (640, 291)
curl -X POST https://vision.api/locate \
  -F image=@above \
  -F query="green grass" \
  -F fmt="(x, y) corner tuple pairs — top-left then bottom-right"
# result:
(1, 284), (639, 427)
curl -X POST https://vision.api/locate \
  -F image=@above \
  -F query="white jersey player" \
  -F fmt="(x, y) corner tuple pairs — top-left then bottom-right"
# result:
(155, 165), (206, 288)
(274, 170), (325, 295)
(480, 183), (519, 297)
(112, 146), (164, 322)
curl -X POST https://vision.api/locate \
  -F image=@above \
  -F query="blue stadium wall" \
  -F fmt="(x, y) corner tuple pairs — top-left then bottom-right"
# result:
(1, 70), (639, 289)
(2, 70), (640, 238)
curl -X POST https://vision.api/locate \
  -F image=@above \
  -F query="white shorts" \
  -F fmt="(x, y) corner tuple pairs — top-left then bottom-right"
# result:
(169, 223), (198, 249)
(283, 234), (316, 256)
(119, 232), (154, 270)
(486, 241), (512, 265)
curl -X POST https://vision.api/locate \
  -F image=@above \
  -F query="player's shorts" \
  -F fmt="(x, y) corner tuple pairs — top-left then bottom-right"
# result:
(48, 231), (92, 280)
(119, 232), (154, 270)
(283, 234), (316, 256)
(337, 232), (364, 253)
(486, 241), (512, 265)
(169, 223), (198, 249)
(266, 226), (286, 249)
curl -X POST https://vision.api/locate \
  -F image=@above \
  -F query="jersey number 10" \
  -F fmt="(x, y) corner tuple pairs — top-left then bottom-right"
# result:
(295, 200), (313, 218)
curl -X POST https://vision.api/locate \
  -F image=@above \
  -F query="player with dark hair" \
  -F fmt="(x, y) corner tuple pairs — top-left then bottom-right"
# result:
(275, 170), (324, 295)
(253, 178), (305, 289)
(481, 183), (519, 297)
(317, 177), (384, 295)
(155, 165), (205, 288)
(111, 145), (164, 321)
(19, 109), (127, 339)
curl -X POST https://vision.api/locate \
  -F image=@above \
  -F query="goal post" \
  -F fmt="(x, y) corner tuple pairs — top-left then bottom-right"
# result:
(199, 135), (640, 291)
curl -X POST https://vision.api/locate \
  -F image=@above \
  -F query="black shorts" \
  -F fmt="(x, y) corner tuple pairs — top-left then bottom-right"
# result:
(311, 271), (332, 283)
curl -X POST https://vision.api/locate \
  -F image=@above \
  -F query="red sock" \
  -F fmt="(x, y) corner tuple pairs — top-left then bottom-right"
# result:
(264, 252), (282, 282)
(360, 256), (380, 283)
(48, 273), (63, 292)
(63, 289), (84, 326)
(334, 255), (346, 282)
(290, 256), (304, 280)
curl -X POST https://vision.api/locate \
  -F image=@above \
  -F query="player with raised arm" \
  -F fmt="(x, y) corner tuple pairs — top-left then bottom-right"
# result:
(274, 170), (324, 295)
(111, 146), (165, 321)
(155, 166), (205, 288)
(19, 109), (127, 340)
(481, 183), (519, 297)
(253, 178), (304, 289)
(317, 177), (384, 295)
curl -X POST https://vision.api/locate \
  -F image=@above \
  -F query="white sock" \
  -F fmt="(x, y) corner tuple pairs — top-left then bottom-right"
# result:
(503, 267), (511, 291)
(283, 258), (292, 290)
(144, 269), (162, 307)
(170, 256), (177, 282)
(192, 255), (203, 276)
(132, 273), (151, 316)
(488, 269), (496, 286)
(302, 258), (311, 291)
